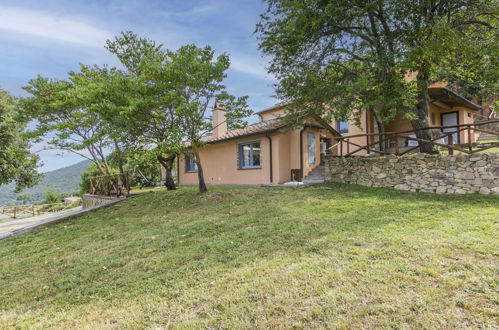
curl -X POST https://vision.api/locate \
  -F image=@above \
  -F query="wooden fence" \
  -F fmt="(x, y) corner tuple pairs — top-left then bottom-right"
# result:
(330, 120), (499, 157)
(89, 173), (130, 197)
(0, 202), (80, 220)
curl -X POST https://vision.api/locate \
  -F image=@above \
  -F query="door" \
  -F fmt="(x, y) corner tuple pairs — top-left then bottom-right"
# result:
(441, 112), (459, 144)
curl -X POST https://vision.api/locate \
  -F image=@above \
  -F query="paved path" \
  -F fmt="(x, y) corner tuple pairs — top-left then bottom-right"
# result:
(0, 198), (125, 241)
(0, 207), (82, 235)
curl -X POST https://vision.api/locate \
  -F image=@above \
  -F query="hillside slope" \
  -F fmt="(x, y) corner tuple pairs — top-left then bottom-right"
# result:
(0, 160), (91, 205)
(0, 185), (497, 328)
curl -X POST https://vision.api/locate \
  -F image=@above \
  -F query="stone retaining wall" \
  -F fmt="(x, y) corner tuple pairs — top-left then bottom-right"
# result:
(325, 153), (499, 195)
(82, 194), (124, 209)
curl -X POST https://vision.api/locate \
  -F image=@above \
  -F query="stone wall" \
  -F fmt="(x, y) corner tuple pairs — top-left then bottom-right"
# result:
(82, 194), (124, 209)
(325, 153), (499, 195)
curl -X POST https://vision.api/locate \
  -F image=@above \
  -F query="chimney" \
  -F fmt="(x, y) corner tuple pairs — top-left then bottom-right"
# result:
(212, 101), (227, 138)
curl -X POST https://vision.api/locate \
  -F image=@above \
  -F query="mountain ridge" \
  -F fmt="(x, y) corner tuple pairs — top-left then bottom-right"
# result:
(0, 160), (91, 206)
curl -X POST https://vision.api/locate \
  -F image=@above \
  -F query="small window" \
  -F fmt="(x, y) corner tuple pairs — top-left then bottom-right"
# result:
(431, 112), (436, 125)
(238, 141), (261, 169)
(185, 152), (198, 172)
(337, 121), (349, 134)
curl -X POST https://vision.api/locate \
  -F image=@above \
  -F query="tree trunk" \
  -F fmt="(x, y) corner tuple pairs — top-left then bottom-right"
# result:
(113, 139), (126, 175)
(372, 112), (386, 151)
(192, 144), (208, 193)
(410, 78), (436, 154)
(157, 154), (177, 190)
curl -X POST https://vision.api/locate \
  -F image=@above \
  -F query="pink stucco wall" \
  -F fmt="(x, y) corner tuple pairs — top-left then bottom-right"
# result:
(385, 104), (478, 144)
(176, 126), (323, 185)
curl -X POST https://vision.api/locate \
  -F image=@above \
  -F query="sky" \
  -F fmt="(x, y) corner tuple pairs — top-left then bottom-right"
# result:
(0, 0), (276, 172)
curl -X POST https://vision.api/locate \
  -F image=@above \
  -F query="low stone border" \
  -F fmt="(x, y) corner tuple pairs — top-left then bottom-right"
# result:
(325, 153), (499, 195)
(82, 194), (126, 209)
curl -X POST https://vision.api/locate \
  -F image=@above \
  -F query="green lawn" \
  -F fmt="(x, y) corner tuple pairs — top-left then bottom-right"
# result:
(0, 184), (497, 328)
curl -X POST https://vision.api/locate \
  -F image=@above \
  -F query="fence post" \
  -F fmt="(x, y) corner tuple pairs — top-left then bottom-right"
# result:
(448, 134), (454, 155)
(394, 134), (400, 155)
(13, 207), (16, 219)
(346, 138), (350, 155)
(124, 173), (131, 197)
(340, 139), (343, 156)
(467, 125), (472, 152)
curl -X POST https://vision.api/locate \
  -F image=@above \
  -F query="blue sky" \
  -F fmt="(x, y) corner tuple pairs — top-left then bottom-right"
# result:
(0, 0), (276, 172)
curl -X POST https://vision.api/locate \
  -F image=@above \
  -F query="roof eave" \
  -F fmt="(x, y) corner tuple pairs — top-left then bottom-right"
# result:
(442, 88), (482, 110)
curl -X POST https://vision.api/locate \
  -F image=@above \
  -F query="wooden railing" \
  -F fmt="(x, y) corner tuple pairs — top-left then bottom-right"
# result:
(330, 120), (499, 157)
(89, 173), (130, 197)
(0, 202), (81, 219)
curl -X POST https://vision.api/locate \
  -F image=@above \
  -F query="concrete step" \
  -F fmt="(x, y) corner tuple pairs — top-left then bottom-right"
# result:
(478, 134), (498, 141)
(303, 179), (325, 184)
(304, 176), (325, 181)
(308, 171), (325, 176)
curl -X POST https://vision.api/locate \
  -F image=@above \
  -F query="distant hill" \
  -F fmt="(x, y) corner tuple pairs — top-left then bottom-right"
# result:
(0, 160), (91, 206)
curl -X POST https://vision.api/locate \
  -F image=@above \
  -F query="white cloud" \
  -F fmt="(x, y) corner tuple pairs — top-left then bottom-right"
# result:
(230, 56), (274, 80)
(0, 5), (113, 48)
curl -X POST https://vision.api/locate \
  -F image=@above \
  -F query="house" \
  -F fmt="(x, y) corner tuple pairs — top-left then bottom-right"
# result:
(168, 87), (482, 185)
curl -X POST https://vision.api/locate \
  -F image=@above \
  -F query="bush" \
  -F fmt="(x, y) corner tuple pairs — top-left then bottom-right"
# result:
(44, 191), (61, 204)
(79, 163), (102, 195)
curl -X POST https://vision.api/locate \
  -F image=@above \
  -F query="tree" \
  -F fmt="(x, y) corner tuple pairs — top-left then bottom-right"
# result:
(104, 32), (180, 190)
(142, 45), (251, 192)
(105, 33), (251, 192)
(435, 15), (498, 117)
(395, 0), (497, 151)
(257, 1), (418, 147)
(16, 194), (31, 205)
(0, 89), (41, 191)
(44, 190), (61, 205)
(20, 71), (117, 175)
(257, 0), (496, 153)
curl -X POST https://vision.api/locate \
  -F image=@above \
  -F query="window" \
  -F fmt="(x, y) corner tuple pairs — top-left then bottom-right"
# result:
(238, 141), (261, 168)
(431, 112), (436, 125)
(185, 152), (198, 172)
(307, 132), (316, 164)
(337, 121), (349, 134)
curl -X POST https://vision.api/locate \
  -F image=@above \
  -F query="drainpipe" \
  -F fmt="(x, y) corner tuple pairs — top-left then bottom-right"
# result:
(176, 153), (180, 185)
(266, 134), (273, 183)
(366, 112), (369, 151)
(300, 126), (305, 180)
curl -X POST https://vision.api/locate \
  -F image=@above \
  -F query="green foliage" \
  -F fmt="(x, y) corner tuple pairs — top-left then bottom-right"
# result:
(44, 190), (61, 205)
(0, 185), (497, 327)
(104, 32), (252, 192)
(0, 160), (90, 206)
(0, 89), (41, 191)
(257, 0), (497, 134)
(19, 67), (120, 176)
(16, 195), (30, 205)
(79, 163), (111, 195)
(119, 148), (162, 187)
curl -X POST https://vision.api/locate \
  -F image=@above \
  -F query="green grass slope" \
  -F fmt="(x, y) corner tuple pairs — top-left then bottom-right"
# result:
(0, 184), (497, 328)
(0, 160), (91, 206)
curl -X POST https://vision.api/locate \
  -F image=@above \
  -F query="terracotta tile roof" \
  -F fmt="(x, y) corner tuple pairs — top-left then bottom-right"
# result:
(202, 118), (287, 143)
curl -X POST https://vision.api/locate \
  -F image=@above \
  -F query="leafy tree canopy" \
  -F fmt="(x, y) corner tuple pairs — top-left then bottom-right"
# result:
(257, 0), (497, 151)
(0, 89), (40, 191)
(103, 32), (252, 192)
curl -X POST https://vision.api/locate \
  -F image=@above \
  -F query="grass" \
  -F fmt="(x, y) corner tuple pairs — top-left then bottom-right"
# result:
(0, 184), (497, 328)
(439, 139), (499, 155)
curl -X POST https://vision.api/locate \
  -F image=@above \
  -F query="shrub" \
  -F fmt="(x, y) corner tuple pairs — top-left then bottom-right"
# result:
(44, 191), (61, 204)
